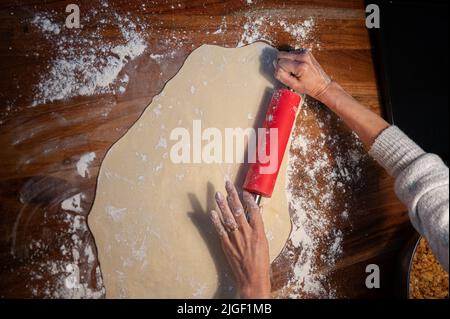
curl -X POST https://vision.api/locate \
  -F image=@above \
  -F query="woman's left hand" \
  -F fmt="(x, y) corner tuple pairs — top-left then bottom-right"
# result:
(210, 181), (271, 299)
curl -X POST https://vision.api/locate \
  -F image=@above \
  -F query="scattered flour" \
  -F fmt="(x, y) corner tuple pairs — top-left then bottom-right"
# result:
(31, 7), (147, 106)
(61, 193), (83, 213)
(29, 6), (317, 107)
(31, 13), (61, 36)
(212, 17), (228, 35)
(237, 15), (316, 48)
(237, 16), (269, 47)
(279, 18), (315, 44)
(84, 245), (96, 264)
(106, 205), (127, 222)
(26, 213), (105, 298)
(149, 50), (177, 63)
(149, 53), (165, 61)
(155, 136), (168, 149)
(76, 152), (96, 178)
(282, 99), (368, 298)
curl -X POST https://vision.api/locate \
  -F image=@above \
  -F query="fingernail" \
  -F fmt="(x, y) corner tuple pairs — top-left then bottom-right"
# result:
(225, 180), (234, 192)
(215, 191), (224, 202)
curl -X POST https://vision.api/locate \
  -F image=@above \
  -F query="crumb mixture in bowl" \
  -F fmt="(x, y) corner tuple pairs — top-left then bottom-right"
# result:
(409, 238), (449, 299)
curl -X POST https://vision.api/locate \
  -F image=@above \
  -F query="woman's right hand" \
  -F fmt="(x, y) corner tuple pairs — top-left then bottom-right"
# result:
(274, 50), (333, 101)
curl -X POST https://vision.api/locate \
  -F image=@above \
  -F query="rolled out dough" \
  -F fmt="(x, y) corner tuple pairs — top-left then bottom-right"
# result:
(88, 42), (292, 298)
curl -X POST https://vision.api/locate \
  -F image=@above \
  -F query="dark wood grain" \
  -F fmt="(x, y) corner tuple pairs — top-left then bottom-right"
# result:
(0, 0), (412, 298)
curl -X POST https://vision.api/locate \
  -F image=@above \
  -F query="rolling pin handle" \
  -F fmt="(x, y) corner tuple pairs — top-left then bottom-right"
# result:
(245, 193), (263, 222)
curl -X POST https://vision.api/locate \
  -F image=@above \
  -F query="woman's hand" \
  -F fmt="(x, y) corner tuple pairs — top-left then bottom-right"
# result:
(210, 181), (271, 299)
(275, 49), (390, 148)
(274, 49), (332, 101)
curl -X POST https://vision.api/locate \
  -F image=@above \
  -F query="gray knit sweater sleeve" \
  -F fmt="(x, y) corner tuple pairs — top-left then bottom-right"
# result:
(369, 126), (449, 271)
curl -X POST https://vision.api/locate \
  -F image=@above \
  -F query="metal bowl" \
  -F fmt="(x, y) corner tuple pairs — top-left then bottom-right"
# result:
(398, 232), (421, 299)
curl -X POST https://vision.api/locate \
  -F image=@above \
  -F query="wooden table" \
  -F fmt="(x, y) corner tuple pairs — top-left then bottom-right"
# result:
(0, 0), (412, 298)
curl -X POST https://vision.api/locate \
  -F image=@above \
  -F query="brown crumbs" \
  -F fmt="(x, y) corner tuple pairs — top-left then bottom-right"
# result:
(410, 238), (449, 299)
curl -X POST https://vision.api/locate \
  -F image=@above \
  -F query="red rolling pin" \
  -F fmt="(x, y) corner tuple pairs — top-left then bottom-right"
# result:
(243, 88), (303, 205)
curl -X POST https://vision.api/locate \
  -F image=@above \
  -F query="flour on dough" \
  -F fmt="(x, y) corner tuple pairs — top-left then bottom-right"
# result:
(88, 42), (293, 298)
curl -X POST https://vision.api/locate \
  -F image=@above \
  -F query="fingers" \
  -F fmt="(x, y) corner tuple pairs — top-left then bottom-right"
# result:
(274, 65), (300, 90)
(214, 185), (248, 256)
(209, 210), (234, 249)
(277, 59), (308, 78)
(225, 180), (250, 231)
(215, 191), (238, 232)
(210, 183), (265, 245)
(277, 59), (300, 76)
(243, 191), (264, 231)
(210, 210), (228, 238)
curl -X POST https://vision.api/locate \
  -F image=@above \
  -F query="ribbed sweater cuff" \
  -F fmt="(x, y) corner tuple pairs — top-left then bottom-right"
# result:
(369, 126), (426, 177)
